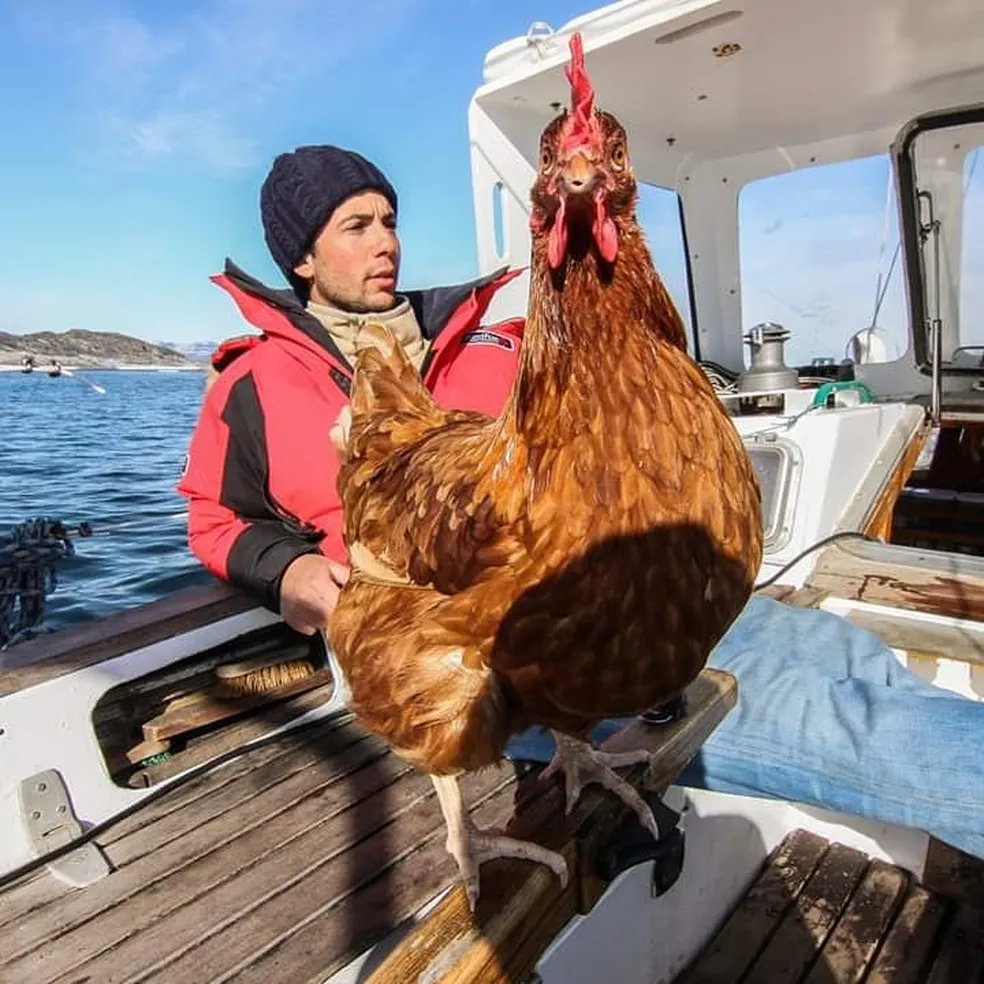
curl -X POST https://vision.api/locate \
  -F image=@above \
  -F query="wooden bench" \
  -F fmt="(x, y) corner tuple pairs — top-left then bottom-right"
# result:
(0, 668), (736, 984)
(678, 829), (984, 983)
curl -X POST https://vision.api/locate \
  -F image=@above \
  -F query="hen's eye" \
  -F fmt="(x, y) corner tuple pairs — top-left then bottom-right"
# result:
(610, 145), (627, 170)
(540, 147), (554, 171)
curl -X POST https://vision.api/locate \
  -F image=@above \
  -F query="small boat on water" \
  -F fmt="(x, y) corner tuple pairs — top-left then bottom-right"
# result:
(2, 1), (983, 981)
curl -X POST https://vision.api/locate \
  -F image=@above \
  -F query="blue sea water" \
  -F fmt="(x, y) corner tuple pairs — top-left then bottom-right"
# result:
(1, 369), (214, 638)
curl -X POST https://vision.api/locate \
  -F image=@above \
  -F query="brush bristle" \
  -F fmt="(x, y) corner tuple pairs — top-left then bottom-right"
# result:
(215, 659), (316, 697)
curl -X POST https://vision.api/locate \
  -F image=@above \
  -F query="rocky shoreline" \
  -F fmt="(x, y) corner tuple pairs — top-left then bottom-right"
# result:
(0, 328), (203, 369)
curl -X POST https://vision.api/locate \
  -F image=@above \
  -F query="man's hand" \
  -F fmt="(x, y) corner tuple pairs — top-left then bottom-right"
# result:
(279, 554), (350, 635)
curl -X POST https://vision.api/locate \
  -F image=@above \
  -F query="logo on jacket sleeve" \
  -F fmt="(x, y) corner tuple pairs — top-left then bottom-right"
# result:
(460, 329), (516, 351)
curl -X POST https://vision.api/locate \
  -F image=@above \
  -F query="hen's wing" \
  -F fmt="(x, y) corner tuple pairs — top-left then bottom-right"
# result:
(335, 323), (528, 593)
(487, 339), (762, 727)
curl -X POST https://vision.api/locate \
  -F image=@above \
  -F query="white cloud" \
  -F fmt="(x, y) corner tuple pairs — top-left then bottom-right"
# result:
(106, 109), (256, 171)
(10, 0), (423, 171)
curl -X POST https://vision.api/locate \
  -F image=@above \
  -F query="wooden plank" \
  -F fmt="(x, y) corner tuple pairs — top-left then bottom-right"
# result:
(808, 544), (984, 622)
(0, 580), (258, 696)
(468, 876), (576, 984)
(21, 762), (512, 984)
(575, 669), (736, 788)
(107, 729), (379, 870)
(921, 836), (984, 910)
(125, 682), (340, 788)
(779, 587), (828, 609)
(104, 710), (356, 841)
(802, 859), (909, 984)
(137, 668), (334, 744)
(0, 872), (60, 934)
(742, 843), (869, 984)
(828, 606), (984, 669)
(677, 828), (831, 984)
(0, 718), (398, 975)
(425, 850), (575, 984)
(132, 766), (523, 984)
(359, 780), (577, 984)
(756, 584), (797, 601)
(924, 903), (984, 983)
(865, 887), (950, 984)
(0, 714), (357, 935)
(863, 426), (930, 542)
(361, 668), (738, 984)
(90, 629), (319, 764)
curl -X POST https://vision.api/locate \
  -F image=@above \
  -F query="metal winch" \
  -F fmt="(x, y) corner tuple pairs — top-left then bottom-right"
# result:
(737, 322), (798, 395)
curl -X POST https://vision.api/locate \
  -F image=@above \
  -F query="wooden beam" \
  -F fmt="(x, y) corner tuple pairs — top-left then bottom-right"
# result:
(809, 544), (984, 621)
(863, 426), (930, 542)
(827, 604), (984, 667)
(0, 580), (259, 696)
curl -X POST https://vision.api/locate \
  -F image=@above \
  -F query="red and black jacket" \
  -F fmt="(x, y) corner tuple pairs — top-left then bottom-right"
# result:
(177, 259), (525, 613)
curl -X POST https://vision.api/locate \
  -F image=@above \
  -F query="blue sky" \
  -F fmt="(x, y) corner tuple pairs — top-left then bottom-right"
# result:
(0, 0), (978, 364)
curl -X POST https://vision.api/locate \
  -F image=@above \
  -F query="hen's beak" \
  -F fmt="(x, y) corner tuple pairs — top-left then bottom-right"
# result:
(559, 150), (600, 197)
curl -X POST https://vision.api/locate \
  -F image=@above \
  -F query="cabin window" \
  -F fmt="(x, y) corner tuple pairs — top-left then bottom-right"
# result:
(491, 181), (506, 259)
(958, 145), (983, 357)
(637, 183), (697, 354)
(737, 154), (909, 369)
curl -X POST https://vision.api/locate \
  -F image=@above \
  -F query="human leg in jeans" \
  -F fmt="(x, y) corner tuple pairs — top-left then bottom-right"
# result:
(504, 596), (984, 860)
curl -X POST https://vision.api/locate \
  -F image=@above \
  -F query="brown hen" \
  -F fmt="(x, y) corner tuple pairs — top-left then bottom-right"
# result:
(327, 32), (763, 911)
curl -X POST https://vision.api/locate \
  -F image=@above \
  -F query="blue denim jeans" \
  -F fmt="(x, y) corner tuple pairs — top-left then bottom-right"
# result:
(504, 596), (984, 860)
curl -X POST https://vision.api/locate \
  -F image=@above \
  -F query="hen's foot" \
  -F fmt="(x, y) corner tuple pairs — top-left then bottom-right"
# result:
(542, 732), (659, 840)
(430, 774), (568, 913)
(446, 820), (569, 913)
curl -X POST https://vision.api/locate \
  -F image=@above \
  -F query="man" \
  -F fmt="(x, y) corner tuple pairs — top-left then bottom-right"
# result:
(179, 145), (984, 864)
(179, 145), (524, 635)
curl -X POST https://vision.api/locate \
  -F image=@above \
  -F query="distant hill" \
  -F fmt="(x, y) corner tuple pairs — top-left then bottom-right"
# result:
(0, 329), (198, 368)
(154, 340), (221, 364)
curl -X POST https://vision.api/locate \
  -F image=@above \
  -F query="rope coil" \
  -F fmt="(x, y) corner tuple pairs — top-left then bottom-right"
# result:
(0, 518), (85, 650)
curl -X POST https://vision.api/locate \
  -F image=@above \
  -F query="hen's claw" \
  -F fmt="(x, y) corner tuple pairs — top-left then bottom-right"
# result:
(430, 773), (568, 913)
(543, 732), (659, 840)
(447, 823), (569, 913)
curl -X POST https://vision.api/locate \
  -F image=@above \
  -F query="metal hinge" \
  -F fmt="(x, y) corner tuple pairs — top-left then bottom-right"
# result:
(18, 769), (112, 887)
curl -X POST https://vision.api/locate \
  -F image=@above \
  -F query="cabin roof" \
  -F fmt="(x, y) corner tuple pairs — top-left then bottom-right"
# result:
(475, 0), (984, 182)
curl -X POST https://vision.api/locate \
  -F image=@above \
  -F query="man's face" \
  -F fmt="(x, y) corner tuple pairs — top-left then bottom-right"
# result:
(293, 190), (401, 312)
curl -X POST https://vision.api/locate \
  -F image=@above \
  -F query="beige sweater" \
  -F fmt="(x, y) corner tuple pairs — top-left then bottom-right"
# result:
(306, 297), (429, 372)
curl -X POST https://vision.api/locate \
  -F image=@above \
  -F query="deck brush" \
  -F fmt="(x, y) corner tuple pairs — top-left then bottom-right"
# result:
(214, 652), (317, 698)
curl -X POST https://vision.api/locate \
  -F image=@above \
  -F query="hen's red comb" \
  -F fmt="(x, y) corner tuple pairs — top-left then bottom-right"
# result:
(563, 33), (596, 148)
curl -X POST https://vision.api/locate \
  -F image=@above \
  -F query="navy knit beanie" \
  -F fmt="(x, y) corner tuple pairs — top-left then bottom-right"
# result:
(260, 144), (398, 291)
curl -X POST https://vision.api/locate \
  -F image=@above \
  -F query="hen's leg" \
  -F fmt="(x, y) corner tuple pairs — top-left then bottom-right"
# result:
(542, 732), (659, 839)
(430, 774), (569, 912)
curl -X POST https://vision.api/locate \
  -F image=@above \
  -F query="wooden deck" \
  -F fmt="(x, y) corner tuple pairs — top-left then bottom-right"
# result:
(0, 669), (736, 984)
(679, 829), (984, 984)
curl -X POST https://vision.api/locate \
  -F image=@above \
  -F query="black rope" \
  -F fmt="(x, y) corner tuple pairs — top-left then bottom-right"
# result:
(0, 511), (188, 650)
(753, 530), (879, 591)
(0, 518), (89, 650)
